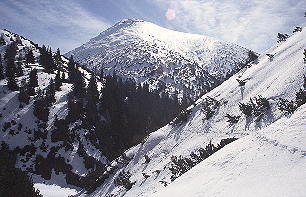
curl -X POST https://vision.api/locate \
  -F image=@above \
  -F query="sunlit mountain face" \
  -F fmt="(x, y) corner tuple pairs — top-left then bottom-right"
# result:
(67, 19), (254, 100)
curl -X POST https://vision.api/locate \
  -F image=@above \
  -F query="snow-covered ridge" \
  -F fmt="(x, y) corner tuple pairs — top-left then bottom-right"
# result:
(67, 19), (254, 99)
(0, 29), (108, 191)
(81, 27), (305, 197)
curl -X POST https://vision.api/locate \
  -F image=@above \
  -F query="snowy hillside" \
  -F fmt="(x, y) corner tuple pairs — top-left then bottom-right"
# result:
(0, 29), (108, 192)
(154, 106), (306, 197)
(79, 26), (306, 197)
(67, 19), (256, 99)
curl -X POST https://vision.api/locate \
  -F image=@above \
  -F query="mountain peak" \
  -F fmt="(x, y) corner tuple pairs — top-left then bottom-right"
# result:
(118, 18), (144, 24)
(92, 18), (144, 40)
(67, 20), (252, 99)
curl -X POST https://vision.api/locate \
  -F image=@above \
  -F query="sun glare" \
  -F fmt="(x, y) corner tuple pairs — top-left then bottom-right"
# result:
(166, 8), (176, 20)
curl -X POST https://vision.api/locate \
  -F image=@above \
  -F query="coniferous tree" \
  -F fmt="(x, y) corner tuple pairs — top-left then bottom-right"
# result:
(46, 47), (55, 73)
(15, 35), (22, 45)
(26, 50), (35, 64)
(72, 69), (86, 98)
(114, 170), (135, 190)
(67, 55), (75, 82)
(33, 90), (49, 122)
(39, 45), (47, 68)
(100, 66), (104, 79)
(61, 72), (66, 82)
(84, 74), (99, 125)
(0, 54), (4, 80)
(181, 91), (190, 109)
(295, 89), (306, 108)
(84, 96), (98, 126)
(5, 58), (18, 91)
(67, 93), (83, 122)
(15, 61), (23, 77)
(29, 68), (38, 88)
(293, 26), (302, 33)
(278, 98), (296, 114)
(277, 33), (289, 43)
(40, 46), (55, 73)
(4, 42), (19, 90)
(87, 74), (99, 103)
(0, 143), (43, 197)
(4, 42), (17, 61)
(18, 79), (30, 104)
(0, 34), (5, 45)
(97, 74), (182, 158)
(248, 50), (258, 62)
(46, 79), (56, 103)
(15, 61), (24, 77)
(27, 84), (36, 96)
(55, 48), (61, 62)
(54, 70), (62, 91)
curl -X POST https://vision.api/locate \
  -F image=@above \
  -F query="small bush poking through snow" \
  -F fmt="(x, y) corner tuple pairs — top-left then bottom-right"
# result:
(252, 96), (270, 121)
(277, 33), (289, 43)
(201, 97), (220, 120)
(171, 109), (191, 125)
(278, 98), (296, 115)
(114, 170), (135, 190)
(238, 101), (253, 117)
(225, 114), (240, 123)
(236, 79), (246, 86)
(169, 138), (238, 182)
(144, 154), (151, 163)
(278, 82), (306, 115)
(2, 122), (12, 132)
(295, 88), (306, 108)
(239, 96), (270, 121)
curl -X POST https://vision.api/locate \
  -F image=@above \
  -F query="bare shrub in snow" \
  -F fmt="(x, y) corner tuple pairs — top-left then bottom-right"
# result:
(201, 97), (220, 120)
(225, 114), (240, 123)
(114, 170), (135, 190)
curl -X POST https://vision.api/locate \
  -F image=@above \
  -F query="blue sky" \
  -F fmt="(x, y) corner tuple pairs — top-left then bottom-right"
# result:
(0, 0), (304, 53)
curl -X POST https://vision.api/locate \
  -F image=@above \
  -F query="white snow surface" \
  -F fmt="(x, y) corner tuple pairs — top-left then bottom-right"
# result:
(34, 183), (78, 197)
(80, 27), (306, 197)
(67, 19), (252, 98)
(154, 106), (306, 197)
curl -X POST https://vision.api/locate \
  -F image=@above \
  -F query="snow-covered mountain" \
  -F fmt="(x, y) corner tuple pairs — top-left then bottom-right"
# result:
(1, 22), (305, 197)
(77, 27), (306, 197)
(66, 19), (256, 99)
(0, 29), (108, 192)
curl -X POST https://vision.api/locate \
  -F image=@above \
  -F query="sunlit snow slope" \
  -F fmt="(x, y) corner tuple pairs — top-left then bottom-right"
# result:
(81, 27), (305, 197)
(154, 106), (306, 197)
(67, 19), (253, 98)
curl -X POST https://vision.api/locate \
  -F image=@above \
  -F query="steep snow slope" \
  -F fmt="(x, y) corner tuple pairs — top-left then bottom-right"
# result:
(81, 27), (305, 197)
(154, 106), (306, 197)
(67, 19), (254, 98)
(0, 29), (107, 190)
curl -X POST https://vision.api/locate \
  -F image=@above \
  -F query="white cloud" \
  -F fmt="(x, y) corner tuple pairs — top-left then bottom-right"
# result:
(0, 0), (304, 53)
(152, 0), (305, 52)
